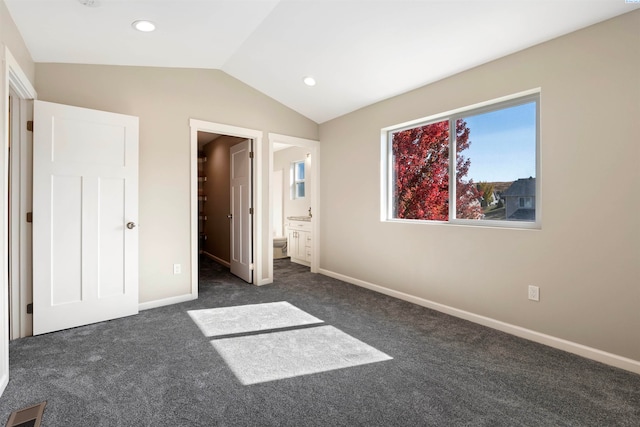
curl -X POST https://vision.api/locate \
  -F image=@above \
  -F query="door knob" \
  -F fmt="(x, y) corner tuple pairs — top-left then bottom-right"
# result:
(126, 222), (136, 229)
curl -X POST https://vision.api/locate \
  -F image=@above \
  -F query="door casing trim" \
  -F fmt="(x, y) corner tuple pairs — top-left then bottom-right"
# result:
(2, 47), (37, 397)
(189, 119), (263, 288)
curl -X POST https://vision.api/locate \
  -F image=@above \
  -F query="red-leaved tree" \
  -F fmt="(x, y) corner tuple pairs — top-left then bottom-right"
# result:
(392, 119), (482, 220)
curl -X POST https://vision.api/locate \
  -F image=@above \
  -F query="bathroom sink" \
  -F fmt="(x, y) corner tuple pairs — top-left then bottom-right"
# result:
(287, 216), (312, 221)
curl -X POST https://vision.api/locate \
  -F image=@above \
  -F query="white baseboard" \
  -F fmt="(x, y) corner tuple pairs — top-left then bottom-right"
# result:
(139, 293), (197, 311)
(319, 268), (640, 375)
(291, 257), (310, 267)
(201, 251), (230, 268)
(0, 373), (7, 397)
(257, 277), (273, 286)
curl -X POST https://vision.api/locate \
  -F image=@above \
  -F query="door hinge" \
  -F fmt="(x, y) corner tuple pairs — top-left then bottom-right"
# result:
(26, 121), (33, 132)
(249, 207), (254, 215)
(26, 212), (33, 223)
(249, 263), (254, 270)
(249, 151), (254, 159)
(26, 303), (33, 314)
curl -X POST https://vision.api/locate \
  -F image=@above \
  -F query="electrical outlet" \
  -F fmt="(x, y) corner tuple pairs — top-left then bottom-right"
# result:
(528, 285), (540, 302)
(173, 264), (181, 275)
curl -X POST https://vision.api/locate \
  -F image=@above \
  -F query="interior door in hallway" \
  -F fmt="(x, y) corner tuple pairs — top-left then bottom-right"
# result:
(229, 139), (252, 283)
(32, 100), (139, 335)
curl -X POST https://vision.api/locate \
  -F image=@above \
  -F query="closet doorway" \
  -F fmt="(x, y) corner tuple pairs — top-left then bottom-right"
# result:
(189, 120), (262, 289)
(197, 132), (252, 282)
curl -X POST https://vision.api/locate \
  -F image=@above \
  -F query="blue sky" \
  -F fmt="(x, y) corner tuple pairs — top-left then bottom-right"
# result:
(460, 102), (536, 182)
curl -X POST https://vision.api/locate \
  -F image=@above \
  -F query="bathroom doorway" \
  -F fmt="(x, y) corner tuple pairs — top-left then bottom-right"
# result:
(268, 134), (320, 281)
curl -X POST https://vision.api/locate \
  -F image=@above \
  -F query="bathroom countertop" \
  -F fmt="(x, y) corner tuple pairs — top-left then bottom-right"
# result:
(287, 216), (312, 222)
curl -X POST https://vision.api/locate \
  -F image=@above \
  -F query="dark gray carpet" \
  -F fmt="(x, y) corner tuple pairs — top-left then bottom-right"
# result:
(1, 257), (639, 426)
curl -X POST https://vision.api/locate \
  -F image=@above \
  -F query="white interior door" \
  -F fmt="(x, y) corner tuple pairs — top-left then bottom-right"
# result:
(230, 139), (252, 283)
(32, 100), (139, 335)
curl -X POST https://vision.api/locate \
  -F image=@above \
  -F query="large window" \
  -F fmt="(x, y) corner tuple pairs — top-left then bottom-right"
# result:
(382, 92), (539, 228)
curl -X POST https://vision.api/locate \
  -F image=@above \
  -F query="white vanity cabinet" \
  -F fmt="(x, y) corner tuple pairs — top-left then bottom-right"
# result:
(286, 218), (312, 266)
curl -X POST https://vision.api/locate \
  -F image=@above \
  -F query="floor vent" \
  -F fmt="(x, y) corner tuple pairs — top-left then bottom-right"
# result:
(6, 402), (46, 427)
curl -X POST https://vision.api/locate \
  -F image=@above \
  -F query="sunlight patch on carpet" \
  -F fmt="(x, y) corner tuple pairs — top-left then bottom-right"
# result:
(211, 325), (393, 385)
(188, 301), (323, 337)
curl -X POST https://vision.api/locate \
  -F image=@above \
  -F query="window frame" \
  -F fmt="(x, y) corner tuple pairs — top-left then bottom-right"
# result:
(381, 89), (541, 229)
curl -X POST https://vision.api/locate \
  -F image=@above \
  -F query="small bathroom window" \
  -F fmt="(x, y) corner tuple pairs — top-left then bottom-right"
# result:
(292, 160), (305, 199)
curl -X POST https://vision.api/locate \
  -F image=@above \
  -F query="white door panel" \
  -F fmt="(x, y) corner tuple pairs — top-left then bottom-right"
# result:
(33, 100), (139, 335)
(230, 140), (252, 283)
(99, 178), (127, 298)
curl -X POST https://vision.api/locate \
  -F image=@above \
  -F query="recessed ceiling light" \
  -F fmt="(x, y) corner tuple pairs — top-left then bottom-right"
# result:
(303, 76), (316, 87)
(132, 20), (156, 32)
(78, 0), (100, 7)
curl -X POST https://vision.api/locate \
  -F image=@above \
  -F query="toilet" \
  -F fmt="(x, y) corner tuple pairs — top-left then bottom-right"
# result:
(273, 236), (288, 259)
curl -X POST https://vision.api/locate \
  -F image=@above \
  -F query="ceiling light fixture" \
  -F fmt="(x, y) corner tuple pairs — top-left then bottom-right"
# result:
(78, 0), (100, 7)
(303, 76), (316, 87)
(132, 20), (156, 32)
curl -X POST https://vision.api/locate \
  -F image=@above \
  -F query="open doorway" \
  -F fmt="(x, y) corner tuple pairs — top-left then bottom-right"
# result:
(196, 131), (252, 281)
(189, 120), (262, 289)
(268, 134), (320, 281)
(271, 144), (312, 271)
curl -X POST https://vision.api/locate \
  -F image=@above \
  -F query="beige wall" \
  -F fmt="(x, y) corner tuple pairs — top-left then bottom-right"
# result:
(202, 135), (244, 263)
(34, 64), (318, 302)
(274, 146), (312, 222)
(319, 11), (640, 361)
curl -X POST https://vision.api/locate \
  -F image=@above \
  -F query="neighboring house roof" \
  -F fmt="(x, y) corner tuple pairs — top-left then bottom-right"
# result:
(503, 177), (536, 197)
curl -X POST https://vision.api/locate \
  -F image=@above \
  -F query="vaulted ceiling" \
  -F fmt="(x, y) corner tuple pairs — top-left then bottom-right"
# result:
(5, 0), (638, 123)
